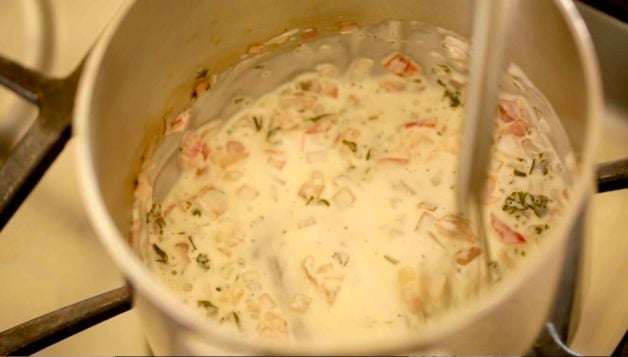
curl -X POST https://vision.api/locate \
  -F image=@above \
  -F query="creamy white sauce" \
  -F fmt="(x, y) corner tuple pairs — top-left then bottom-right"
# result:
(131, 20), (572, 346)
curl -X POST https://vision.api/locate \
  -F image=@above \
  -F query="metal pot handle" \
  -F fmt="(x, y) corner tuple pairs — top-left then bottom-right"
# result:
(0, 55), (81, 230)
(0, 286), (132, 356)
(597, 158), (628, 193)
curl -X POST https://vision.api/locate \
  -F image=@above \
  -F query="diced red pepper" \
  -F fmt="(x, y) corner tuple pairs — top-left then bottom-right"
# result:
(491, 213), (527, 244)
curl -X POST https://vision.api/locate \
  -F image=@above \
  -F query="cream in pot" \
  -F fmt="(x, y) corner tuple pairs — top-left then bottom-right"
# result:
(75, 0), (600, 354)
(132, 21), (571, 345)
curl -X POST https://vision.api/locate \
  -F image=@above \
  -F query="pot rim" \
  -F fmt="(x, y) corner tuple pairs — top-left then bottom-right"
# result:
(74, 0), (602, 354)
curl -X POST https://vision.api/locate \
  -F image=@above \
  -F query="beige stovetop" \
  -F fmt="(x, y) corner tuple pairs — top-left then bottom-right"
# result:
(0, 0), (625, 355)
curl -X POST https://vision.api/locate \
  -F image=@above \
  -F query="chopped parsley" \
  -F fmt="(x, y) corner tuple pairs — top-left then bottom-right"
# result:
(431, 64), (451, 74)
(232, 311), (241, 329)
(332, 252), (349, 266)
(155, 216), (166, 232)
(195, 67), (208, 80)
(198, 300), (218, 315)
(306, 197), (330, 207)
(436, 79), (462, 107)
(444, 89), (462, 107)
(384, 255), (399, 265)
(187, 236), (197, 250)
(342, 140), (358, 153)
(502, 191), (551, 218)
(533, 224), (550, 234)
(307, 113), (328, 122)
(191, 208), (202, 217)
(366, 148), (372, 160)
(513, 169), (528, 177)
(529, 153), (550, 175)
(252, 116), (262, 131)
(196, 253), (210, 271)
(147, 204), (165, 233)
(152, 243), (168, 263)
(266, 127), (281, 142)
(198, 300), (217, 308)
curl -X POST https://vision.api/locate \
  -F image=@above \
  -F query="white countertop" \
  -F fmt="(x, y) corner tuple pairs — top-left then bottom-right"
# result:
(0, 0), (625, 355)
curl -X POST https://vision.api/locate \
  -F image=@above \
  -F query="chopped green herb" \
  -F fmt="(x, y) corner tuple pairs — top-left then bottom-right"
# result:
(533, 106), (543, 118)
(197, 300), (218, 315)
(198, 300), (217, 309)
(253, 64), (264, 70)
(195, 67), (208, 80)
(318, 198), (330, 206)
(232, 311), (241, 329)
(252, 116), (262, 131)
(305, 196), (314, 206)
(187, 236), (197, 250)
(427, 231), (445, 248)
(513, 169), (527, 177)
(413, 79), (422, 84)
(266, 127), (281, 142)
(152, 243), (168, 263)
(196, 253), (210, 271)
(342, 140), (358, 153)
(502, 191), (551, 218)
(155, 216), (166, 232)
(529, 159), (536, 174)
(529, 153), (550, 175)
(435, 79), (462, 107)
(332, 252), (349, 266)
(384, 255), (399, 265)
(234, 98), (245, 104)
(533, 224), (550, 234)
(366, 148), (372, 160)
(146, 203), (160, 223)
(192, 208), (202, 217)
(443, 89), (462, 107)
(488, 261), (499, 269)
(307, 113), (328, 122)
(431, 64), (451, 74)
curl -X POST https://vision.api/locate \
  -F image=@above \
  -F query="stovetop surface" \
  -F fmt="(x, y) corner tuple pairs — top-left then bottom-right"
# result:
(0, 0), (625, 355)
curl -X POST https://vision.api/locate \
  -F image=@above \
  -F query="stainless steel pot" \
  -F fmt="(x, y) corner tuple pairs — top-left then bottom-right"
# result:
(0, 0), (612, 355)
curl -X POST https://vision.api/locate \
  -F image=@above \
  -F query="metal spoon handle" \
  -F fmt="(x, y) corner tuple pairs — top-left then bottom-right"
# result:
(457, 0), (515, 214)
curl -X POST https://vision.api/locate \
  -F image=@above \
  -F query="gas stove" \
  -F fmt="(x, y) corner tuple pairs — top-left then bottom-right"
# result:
(0, 0), (625, 355)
